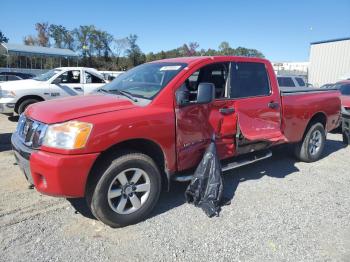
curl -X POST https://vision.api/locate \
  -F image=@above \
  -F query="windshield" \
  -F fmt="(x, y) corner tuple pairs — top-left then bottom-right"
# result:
(34, 69), (62, 81)
(102, 62), (187, 100)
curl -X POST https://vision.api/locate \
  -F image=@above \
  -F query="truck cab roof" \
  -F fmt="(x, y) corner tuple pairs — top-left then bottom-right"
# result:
(150, 56), (270, 66)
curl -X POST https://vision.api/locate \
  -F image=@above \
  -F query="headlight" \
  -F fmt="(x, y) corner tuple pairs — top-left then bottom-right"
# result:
(42, 121), (93, 150)
(0, 89), (16, 98)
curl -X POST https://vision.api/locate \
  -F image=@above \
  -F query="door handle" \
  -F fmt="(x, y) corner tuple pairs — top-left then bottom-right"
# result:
(219, 107), (235, 115)
(73, 87), (83, 92)
(268, 102), (279, 109)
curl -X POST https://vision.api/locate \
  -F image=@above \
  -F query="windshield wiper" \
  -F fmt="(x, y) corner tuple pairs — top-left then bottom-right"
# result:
(98, 88), (138, 102)
(98, 88), (109, 93)
(117, 90), (138, 102)
(101, 89), (138, 102)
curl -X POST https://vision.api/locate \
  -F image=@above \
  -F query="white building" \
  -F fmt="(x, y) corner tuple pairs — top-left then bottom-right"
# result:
(272, 61), (309, 77)
(309, 37), (350, 87)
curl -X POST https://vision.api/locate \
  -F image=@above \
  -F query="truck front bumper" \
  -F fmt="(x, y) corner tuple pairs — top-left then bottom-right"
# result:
(11, 132), (100, 198)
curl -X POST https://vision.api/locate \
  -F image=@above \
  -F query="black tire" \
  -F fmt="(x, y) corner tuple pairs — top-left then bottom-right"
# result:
(87, 152), (161, 228)
(17, 99), (40, 114)
(343, 132), (349, 145)
(294, 122), (326, 162)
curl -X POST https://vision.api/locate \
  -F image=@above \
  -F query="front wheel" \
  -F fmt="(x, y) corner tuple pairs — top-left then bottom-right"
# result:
(17, 98), (41, 114)
(87, 152), (161, 228)
(294, 123), (326, 162)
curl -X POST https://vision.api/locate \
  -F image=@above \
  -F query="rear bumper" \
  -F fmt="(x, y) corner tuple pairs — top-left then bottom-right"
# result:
(11, 132), (100, 198)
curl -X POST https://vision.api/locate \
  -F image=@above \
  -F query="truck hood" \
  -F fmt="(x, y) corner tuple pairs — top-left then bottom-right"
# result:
(26, 94), (137, 124)
(341, 95), (350, 108)
(0, 79), (43, 90)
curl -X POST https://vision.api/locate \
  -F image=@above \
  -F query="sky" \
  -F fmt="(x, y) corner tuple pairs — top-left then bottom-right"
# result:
(1, 0), (349, 62)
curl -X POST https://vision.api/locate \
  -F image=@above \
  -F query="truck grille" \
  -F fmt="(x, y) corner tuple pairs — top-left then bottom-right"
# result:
(16, 114), (47, 148)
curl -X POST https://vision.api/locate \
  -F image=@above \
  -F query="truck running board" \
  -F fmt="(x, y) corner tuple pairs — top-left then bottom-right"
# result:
(173, 150), (272, 182)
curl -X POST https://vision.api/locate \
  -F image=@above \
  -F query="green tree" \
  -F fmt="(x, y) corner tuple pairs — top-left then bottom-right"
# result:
(203, 48), (219, 56)
(73, 25), (95, 58)
(63, 30), (75, 50)
(113, 38), (129, 67)
(146, 52), (156, 62)
(49, 24), (66, 48)
(0, 30), (9, 67)
(0, 30), (9, 43)
(49, 24), (75, 50)
(235, 47), (264, 58)
(23, 35), (38, 46)
(181, 42), (199, 56)
(218, 41), (234, 55)
(96, 30), (113, 60)
(125, 34), (143, 66)
(35, 22), (50, 47)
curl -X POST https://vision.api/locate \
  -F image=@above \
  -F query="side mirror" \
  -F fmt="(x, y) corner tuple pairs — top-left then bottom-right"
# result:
(197, 83), (215, 104)
(52, 77), (61, 85)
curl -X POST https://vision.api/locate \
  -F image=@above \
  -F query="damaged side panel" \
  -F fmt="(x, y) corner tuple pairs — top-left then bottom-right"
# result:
(233, 96), (286, 144)
(176, 100), (237, 172)
(235, 122), (272, 155)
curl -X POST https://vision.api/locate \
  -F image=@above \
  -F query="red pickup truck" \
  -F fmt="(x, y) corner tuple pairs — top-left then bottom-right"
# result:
(12, 56), (341, 227)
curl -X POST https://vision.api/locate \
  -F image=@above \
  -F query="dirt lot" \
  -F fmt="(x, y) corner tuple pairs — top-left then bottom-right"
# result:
(0, 113), (349, 262)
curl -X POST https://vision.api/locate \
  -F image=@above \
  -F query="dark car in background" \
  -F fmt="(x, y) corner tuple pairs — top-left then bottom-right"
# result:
(277, 75), (309, 88)
(320, 83), (335, 89)
(333, 80), (350, 111)
(0, 72), (35, 82)
(333, 80), (350, 143)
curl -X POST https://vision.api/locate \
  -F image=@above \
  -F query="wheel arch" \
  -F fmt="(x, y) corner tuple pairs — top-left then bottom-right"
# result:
(308, 112), (327, 128)
(302, 112), (327, 138)
(14, 95), (45, 113)
(85, 138), (170, 195)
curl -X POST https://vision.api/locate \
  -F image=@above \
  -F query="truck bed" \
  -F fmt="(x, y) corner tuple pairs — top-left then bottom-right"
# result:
(280, 87), (341, 142)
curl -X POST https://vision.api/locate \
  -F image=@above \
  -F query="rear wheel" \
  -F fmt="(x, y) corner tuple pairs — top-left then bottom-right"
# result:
(343, 131), (349, 145)
(87, 152), (161, 228)
(294, 123), (326, 162)
(17, 98), (41, 114)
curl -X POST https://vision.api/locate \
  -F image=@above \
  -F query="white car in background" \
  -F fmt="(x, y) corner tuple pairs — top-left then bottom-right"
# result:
(277, 75), (309, 88)
(99, 71), (124, 81)
(0, 67), (106, 115)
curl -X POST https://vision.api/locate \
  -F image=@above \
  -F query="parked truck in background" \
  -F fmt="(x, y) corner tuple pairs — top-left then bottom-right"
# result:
(11, 56), (341, 227)
(0, 67), (106, 115)
(277, 75), (309, 88)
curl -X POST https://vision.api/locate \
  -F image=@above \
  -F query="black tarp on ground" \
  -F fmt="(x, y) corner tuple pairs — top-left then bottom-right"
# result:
(185, 138), (224, 217)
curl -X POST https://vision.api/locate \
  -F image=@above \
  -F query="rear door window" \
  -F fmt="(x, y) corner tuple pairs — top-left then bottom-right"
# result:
(230, 62), (270, 98)
(295, 77), (306, 87)
(60, 70), (81, 84)
(277, 77), (295, 87)
(85, 71), (105, 84)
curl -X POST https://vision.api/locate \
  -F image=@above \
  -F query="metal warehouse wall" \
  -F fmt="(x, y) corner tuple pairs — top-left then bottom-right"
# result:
(309, 39), (350, 87)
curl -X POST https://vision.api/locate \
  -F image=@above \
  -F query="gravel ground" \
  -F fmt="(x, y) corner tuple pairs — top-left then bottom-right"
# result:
(0, 113), (349, 262)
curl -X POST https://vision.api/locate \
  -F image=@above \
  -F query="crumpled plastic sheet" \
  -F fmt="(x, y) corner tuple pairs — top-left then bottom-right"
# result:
(185, 138), (224, 217)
